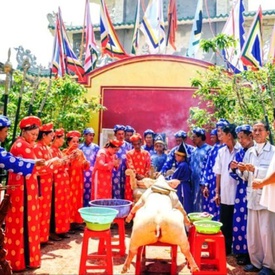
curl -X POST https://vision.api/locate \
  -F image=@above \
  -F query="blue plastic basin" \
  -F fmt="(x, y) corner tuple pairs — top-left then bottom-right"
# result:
(89, 199), (132, 218)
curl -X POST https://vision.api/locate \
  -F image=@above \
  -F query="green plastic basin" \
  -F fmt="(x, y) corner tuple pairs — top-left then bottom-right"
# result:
(188, 212), (213, 222)
(193, 220), (223, 234)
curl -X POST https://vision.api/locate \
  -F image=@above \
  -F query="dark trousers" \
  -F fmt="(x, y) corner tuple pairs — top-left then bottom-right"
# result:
(220, 203), (234, 255)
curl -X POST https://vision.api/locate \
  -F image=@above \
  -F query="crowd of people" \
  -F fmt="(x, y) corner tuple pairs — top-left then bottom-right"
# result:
(0, 114), (275, 275)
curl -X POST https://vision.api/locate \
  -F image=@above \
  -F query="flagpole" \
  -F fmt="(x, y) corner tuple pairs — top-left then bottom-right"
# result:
(12, 58), (30, 143)
(165, 12), (172, 53)
(79, 0), (87, 64)
(27, 66), (41, 116)
(3, 49), (12, 116)
(37, 74), (52, 118)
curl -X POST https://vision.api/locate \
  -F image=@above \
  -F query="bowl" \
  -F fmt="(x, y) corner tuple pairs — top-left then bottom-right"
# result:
(188, 212), (213, 222)
(193, 220), (223, 234)
(78, 207), (119, 231)
(89, 199), (133, 218)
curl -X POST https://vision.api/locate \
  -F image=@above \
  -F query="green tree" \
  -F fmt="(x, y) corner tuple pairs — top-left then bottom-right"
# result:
(189, 34), (275, 134)
(0, 72), (105, 147)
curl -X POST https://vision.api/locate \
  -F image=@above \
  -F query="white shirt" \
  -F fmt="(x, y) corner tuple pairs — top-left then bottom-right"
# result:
(241, 142), (275, 210)
(260, 153), (275, 213)
(213, 143), (241, 205)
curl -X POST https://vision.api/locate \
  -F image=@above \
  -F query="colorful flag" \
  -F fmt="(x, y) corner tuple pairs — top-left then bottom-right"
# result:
(241, 6), (263, 69)
(139, 0), (166, 54)
(222, 0), (246, 73)
(186, 0), (203, 57)
(131, 0), (141, 54)
(51, 7), (85, 80)
(166, 0), (177, 50)
(51, 25), (65, 78)
(100, 0), (129, 59)
(268, 20), (275, 63)
(51, 12), (66, 78)
(83, 0), (98, 74)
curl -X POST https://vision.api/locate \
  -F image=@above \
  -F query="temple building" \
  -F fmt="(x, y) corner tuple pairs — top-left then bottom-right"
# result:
(13, 0), (275, 146)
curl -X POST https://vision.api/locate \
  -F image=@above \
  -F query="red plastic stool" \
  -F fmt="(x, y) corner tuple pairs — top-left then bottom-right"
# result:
(112, 218), (126, 256)
(191, 230), (227, 275)
(79, 228), (113, 275)
(98, 218), (126, 256)
(135, 242), (178, 275)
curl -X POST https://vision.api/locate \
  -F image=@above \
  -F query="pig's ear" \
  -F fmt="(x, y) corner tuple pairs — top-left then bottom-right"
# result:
(167, 179), (180, 188)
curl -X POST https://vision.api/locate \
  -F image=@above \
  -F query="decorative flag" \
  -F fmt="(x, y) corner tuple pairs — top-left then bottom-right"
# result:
(100, 0), (129, 59)
(83, 0), (99, 74)
(268, 20), (275, 63)
(241, 6), (263, 69)
(186, 0), (203, 57)
(166, 0), (177, 50)
(51, 7), (85, 81)
(51, 25), (65, 78)
(131, 0), (141, 55)
(139, 0), (166, 54)
(222, 0), (246, 73)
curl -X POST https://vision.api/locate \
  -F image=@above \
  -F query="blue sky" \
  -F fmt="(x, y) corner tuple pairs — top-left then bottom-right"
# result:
(0, 0), (275, 69)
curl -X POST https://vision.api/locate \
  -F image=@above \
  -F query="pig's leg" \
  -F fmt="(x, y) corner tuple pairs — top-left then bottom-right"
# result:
(178, 242), (199, 272)
(122, 217), (158, 273)
(121, 248), (138, 273)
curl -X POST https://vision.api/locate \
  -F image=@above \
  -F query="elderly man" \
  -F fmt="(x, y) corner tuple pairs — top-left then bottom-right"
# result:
(237, 121), (275, 275)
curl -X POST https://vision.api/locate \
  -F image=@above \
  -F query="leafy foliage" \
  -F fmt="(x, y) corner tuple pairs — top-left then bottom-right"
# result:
(189, 35), (275, 135)
(0, 73), (105, 146)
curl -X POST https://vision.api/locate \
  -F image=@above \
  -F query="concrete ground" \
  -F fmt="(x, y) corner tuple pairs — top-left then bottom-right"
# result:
(15, 225), (255, 275)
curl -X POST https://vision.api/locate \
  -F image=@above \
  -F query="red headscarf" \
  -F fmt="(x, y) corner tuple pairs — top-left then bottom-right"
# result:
(130, 133), (142, 143)
(66, 130), (81, 138)
(19, 116), (41, 129)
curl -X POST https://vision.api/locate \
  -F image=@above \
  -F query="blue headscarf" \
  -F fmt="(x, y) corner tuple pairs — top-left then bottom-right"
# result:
(125, 125), (135, 133)
(216, 118), (229, 128)
(174, 130), (187, 139)
(192, 127), (205, 136)
(143, 129), (155, 137)
(113, 124), (126, 133)
(0, 115), (11, 128)
(83, 127), (95, 135)
(235, 124), (252, 134)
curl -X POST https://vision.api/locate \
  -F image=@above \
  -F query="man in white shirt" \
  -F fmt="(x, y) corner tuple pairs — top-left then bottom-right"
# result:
(237, 121), (275, 275)
(213, 123), (241, 255)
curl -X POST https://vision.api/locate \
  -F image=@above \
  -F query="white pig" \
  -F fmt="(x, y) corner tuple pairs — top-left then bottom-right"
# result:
(121, 175), (199, 273)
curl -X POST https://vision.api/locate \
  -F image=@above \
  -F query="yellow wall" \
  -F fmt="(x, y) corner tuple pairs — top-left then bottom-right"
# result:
(84, 55), (213, 143)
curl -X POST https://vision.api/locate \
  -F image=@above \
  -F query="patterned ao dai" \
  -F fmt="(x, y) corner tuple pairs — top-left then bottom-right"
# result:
(79, 142), (99, 206)
(189, 143), (212, 212)
(5, 137), (40, 271)
(229, 148), (248, 255)
(112, 141), (131, 199)
(202, 143), (224, 220)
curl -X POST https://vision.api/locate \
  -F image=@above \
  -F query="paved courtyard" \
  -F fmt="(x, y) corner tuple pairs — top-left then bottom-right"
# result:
(15, 225), (255, 275)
